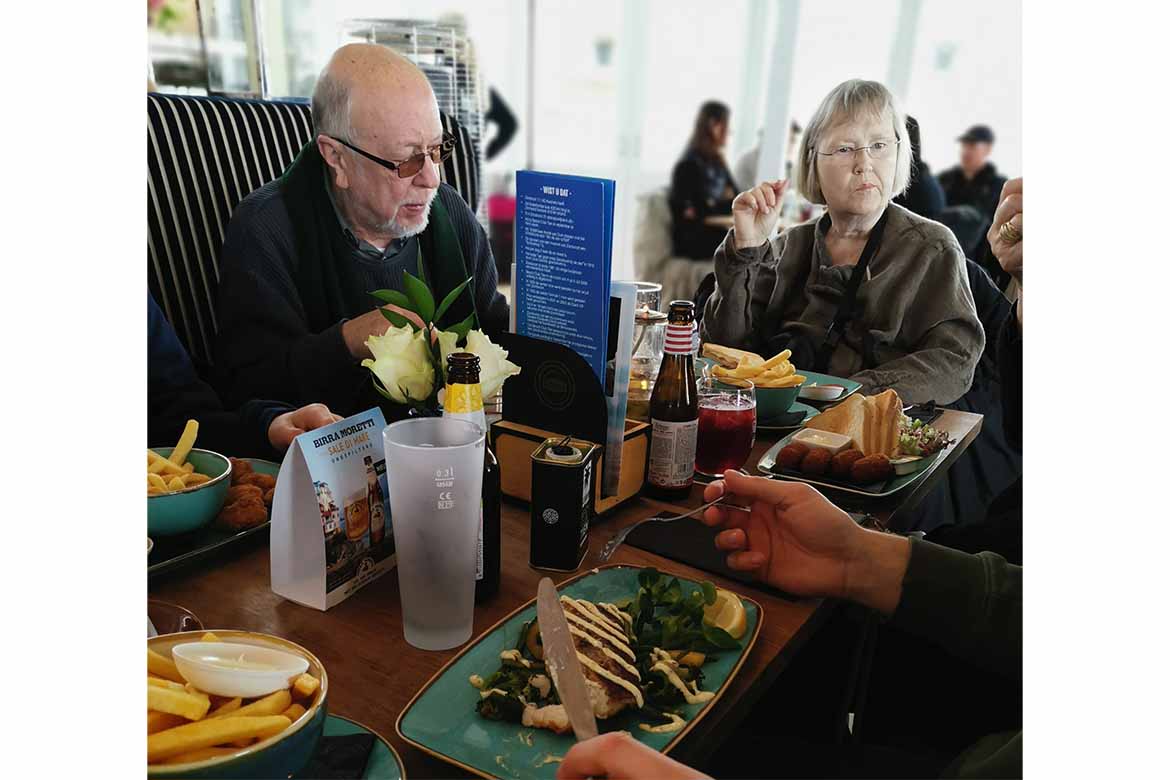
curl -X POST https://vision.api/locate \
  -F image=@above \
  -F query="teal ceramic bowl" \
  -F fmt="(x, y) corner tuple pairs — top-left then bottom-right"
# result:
(754, 383), (804, 422)
(147, 447), (232, 537)
(148, 630), (329, 779)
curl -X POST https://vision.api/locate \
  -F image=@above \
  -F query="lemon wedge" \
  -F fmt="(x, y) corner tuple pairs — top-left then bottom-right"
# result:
(702, 588), (747, 639)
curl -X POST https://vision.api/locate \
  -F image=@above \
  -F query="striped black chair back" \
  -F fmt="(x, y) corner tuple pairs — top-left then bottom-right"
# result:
(147, 92), (480, 367)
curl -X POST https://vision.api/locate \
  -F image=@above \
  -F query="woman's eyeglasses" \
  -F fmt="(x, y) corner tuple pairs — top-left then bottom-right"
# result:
(817, 140), (901, 163)
(328, 133), (456, 178)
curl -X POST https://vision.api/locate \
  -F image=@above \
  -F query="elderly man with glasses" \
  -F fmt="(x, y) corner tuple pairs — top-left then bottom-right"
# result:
(214, 44), (508, 418)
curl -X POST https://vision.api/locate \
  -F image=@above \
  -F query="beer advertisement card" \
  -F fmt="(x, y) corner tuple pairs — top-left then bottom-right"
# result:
(514, 170), (615, 384)
(271, 408), (395, 610)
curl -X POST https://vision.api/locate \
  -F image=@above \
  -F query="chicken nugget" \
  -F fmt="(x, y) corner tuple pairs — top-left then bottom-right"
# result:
(226, 484), (264, 505)
(228, 457), (253, 483)
(851, 454), (894, 484)
(800, 447), (832, 476)
(237, 472), (276, 491)
(216, 498), (269, 531)
(831, 449), (865, 479)
(777, 443), (810, 471)
(263, 487), (275, 507)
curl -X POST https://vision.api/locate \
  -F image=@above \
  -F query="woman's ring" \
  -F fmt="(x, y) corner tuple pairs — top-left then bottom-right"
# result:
(999, 218), (1022, 244)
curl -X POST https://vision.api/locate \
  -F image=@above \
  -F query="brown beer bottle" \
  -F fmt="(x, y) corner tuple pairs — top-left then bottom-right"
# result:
(443, 352), (502, 603)
(646, 301), (699, 500)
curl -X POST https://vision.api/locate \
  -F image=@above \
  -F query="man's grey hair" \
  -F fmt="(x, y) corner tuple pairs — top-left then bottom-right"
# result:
(796, 79), (912, 205)
(311, 67), (353, 141)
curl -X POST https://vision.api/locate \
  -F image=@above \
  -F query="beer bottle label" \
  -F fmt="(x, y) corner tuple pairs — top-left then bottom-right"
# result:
(444, 382), (483, 414)
(648, 418), (699, 487)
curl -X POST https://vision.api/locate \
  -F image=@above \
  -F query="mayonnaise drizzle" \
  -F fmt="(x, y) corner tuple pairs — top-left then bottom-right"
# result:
(567, 625), (641, 680)
(649, 660), (714, 704)
(638, 712), (687, 734)
(560, 600), (635, 661)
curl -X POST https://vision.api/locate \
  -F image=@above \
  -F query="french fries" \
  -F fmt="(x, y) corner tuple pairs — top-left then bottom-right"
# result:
(147, 419), (215, 495)
(146, 640), (321, 768)
(147, 685), (211, 721)
(280, 703), (307, 722)
(208, 697), (242, 718)
(706, 344), (807, 388)
(170, 420), (199, 467)
(209, 689), (291, 720)
(147, 647), (184, 683)
(292, 673), (320, 699)
(147, 711), (187, 735)
(147, 715), (291, 762)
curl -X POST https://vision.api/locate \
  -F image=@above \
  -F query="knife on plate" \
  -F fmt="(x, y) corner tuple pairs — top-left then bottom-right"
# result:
(536, 577), (599, 742)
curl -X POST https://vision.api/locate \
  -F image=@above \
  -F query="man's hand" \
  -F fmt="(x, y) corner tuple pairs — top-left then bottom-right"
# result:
(557, 732), (710, 780)
(701, 471), (911, 614)
(341, 310), (394, 359)
(988, 177), (1022, 283)
(731, 180), (788, 250)
(267, 403), (343, 452)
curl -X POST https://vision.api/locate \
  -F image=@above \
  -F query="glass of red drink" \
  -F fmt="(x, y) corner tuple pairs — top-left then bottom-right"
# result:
(695, 377), (757, 477)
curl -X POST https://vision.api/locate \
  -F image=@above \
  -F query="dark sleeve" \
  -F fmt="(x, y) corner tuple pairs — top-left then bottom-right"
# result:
(669, 157), (708, 222)
(484, 88), (517, 161)
(149, 292), (291, 458)
(918, 173), (946, 219)
(891, 538), (1021, 681)
(997, 302), (1022, 448)
(214, 199), (365, 413)
(437, 185), (510, 338)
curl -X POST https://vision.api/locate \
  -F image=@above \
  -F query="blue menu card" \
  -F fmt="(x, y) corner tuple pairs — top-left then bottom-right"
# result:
(515, 171), (615, 384)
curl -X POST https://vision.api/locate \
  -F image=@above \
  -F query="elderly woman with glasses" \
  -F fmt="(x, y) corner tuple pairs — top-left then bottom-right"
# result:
(702, 80), (984, 404)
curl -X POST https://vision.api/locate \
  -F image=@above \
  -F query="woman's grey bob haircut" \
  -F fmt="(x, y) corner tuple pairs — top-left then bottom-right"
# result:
(795, 79), (912, 205)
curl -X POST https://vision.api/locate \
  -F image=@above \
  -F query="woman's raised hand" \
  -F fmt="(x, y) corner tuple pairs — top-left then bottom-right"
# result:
(731, 179), (788, 249)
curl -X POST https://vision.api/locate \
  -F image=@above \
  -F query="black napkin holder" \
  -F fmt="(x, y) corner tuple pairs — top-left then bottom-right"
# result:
(490, 333), (649, 514)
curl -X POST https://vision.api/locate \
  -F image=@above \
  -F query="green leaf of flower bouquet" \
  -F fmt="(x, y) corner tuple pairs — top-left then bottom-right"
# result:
(379, 308), (416, 331)
(369, 289), (413, 310)
(402, 271), (435, 324)
(449, 311), (477, 342)
(433, 277), (473, 324)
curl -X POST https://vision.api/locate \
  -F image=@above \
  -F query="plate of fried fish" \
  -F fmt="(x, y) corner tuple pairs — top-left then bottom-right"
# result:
(396, 565), (761, 779)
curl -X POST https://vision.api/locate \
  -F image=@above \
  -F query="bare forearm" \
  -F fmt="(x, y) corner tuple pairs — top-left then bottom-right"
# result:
(843, 530), (912, 615)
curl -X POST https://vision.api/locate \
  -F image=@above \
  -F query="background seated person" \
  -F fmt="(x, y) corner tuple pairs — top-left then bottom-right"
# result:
(669, 101), (739, 260)
(701, 79), (984, 404)
(214, 44), (508, 419)
(149, 293), (340, 458)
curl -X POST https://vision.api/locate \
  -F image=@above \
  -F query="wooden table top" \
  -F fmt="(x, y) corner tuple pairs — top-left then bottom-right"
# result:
(149, 408), (981, 777)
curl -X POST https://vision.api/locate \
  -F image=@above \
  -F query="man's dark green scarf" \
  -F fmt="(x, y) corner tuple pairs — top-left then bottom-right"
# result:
(278, 141), (479, 332)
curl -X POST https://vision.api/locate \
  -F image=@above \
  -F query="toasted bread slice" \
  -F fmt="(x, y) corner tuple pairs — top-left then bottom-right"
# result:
(806, 390), (904, 456)
(701, 343), (764, 369)
(804, 395), (865, 448)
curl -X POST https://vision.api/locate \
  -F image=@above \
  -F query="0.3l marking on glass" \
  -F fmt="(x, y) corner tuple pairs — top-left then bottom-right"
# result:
(435, 467), (456, 510)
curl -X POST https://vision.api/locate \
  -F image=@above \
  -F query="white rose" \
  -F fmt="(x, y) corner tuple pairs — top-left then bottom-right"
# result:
(464, 329), (522, 398)
(361, 323), (435, 404)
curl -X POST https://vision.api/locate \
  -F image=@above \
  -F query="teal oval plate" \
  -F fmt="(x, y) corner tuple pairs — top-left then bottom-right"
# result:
(756, 430), (951, 497)
(311, 714), (405, 780)
(396, 564), (761, 779)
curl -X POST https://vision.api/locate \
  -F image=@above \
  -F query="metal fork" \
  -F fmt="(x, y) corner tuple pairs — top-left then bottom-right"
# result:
(599, 495), (750, 562)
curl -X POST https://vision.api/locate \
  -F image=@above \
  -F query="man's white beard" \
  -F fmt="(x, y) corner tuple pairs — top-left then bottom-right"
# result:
(380, 191), (436, 239)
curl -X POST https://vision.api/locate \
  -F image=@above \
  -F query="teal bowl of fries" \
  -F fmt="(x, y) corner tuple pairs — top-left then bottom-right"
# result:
(147, 447), (232, 537)
(754, 383), (804, 422)
(148, 630), (329, 779)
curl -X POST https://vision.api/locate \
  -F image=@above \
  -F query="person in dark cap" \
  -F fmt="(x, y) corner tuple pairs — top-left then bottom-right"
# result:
(938, 124), (1007, 225)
